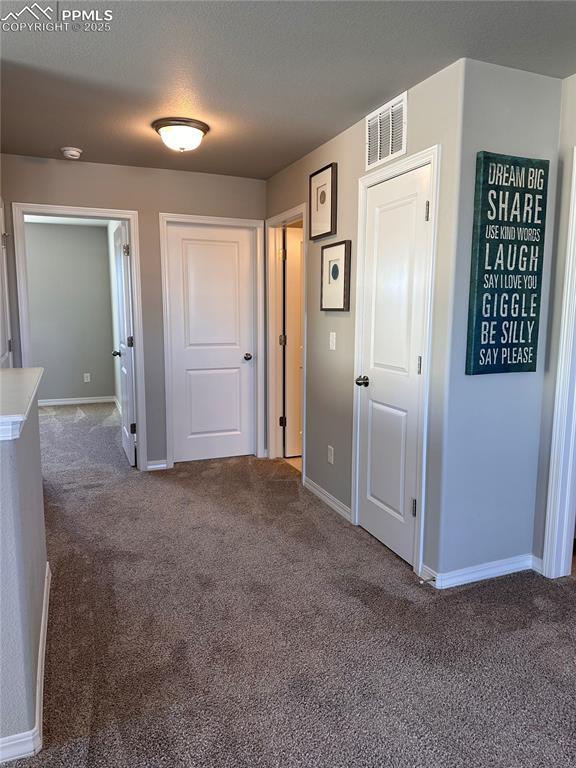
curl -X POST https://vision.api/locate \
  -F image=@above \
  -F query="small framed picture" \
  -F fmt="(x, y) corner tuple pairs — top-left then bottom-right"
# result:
(321, 240), (351, 311)
(309, 162), (337, 241)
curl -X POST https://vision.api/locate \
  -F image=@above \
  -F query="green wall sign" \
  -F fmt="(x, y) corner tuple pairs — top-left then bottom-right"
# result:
(466, 151), (549, 375)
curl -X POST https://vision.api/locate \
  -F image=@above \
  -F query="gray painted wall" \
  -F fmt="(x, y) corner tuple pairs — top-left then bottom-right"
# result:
(2, 60), (574, 578)
(0, 403), (47, 737)
(1, 158), (267, 461)
(26, 223), (114, 401)
(268, 58), (566, 574)
(440, 61), (562, 572)
(267, 60), (465, 570)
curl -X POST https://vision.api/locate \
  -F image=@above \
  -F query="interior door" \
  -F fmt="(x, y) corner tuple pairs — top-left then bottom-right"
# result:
(357, 164), (431, 564)
(0, 199), (13, 368)
(114, 222), (137, 466)
(167, 223), (256, 462)
(284, 225), (303, 457)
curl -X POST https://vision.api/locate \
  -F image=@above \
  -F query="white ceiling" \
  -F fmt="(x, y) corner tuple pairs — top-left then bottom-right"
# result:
(2, 1), (576, 179)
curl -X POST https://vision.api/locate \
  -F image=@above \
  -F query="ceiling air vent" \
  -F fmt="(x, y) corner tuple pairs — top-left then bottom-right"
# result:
(366, 92), (407, 171)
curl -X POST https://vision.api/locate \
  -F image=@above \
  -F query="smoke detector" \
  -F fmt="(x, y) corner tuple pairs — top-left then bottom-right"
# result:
(61, 147), (83, 160)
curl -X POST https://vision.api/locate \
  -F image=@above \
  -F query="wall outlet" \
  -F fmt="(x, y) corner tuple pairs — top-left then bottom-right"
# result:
(327, 445), (334, 465)
(83, 373), (91, 383)
(329, 331), (336, 351)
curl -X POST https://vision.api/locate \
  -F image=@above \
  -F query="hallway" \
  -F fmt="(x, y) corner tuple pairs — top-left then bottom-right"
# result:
(13, 404), (576, 767)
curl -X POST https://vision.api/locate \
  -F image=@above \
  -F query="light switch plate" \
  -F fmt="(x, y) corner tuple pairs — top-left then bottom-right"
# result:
(83, 373), (91, 383)
(329, 332), (336, 351)
(327, 445), (334, 464)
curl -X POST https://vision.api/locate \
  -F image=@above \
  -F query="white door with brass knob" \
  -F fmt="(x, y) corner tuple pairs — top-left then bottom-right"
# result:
(166, 223), (256, 461)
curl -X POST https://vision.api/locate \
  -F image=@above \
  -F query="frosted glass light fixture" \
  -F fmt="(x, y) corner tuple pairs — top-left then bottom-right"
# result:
(152, 118), (210, 152)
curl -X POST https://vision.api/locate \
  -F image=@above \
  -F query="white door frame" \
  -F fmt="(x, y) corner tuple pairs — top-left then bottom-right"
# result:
(352, 145), (441, 577)
(543, 147), (576, 579)
(265, 204), (307, 476)
(159, 212), (266, 468)
(12, 202), (148, 470)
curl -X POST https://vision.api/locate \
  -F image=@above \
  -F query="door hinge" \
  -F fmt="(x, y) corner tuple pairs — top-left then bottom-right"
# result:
(425, 201), (430, 222)
(7, 338), (13, 353)
(123, 243), (130, 257)
(280, 248), (287, 261)
(279, 416), (287, 427)
(417, 355), (422, 375)
(1, 232), (8, 248)
(279, 334), (287, 346)
(411, 498), (417, 517)
(127, 335), (134, 348)
(130, 422), (136, 435)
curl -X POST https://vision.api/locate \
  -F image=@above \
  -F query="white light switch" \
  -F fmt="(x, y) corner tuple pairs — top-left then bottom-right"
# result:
(329, 332), (336, 351)
(83, 373), (91, 383)
(327, 445), (334, 464)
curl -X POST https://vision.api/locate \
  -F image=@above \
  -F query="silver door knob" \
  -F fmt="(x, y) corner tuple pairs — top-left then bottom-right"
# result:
(112, 350), (121, 357)
(244, 353), (253, 361)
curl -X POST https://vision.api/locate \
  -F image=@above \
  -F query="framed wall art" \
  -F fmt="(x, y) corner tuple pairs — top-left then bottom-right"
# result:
(309, 162), (337, 240)
(320, 240), (351, 311)
(466, 150), (549, 375)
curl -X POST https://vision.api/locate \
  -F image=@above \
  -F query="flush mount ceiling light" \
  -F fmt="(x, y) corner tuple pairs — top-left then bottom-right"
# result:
(61, 146), (83, 160)
(152, 117), (210, 152)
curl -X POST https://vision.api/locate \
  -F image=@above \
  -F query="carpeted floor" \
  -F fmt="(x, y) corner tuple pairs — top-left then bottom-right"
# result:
(12, 403), (576, 767)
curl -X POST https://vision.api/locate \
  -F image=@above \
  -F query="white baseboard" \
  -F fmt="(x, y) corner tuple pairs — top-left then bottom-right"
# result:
(38, 396), (116, 407)
(114, 397), (122, 415)
(531, 555), (544, 574)
(0, 562), (51, 764)
(422, 554), (541, 590)
(146, 460), (169, 471)
(303, 477), (352, 522)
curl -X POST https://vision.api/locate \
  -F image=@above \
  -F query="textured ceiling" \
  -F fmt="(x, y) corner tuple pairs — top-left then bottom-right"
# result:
(2, 1), (576, 179)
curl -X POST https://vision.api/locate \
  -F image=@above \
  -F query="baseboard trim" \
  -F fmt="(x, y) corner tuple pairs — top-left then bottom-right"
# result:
(423, 554), (541, 590)
(303, 478), (352, 522)
(146, 461), (169, 471)
(114, 397), (122, 415)
(38, 397), (116, 407)
(0, 562), (51, 764)
(531, 555), (544, 574)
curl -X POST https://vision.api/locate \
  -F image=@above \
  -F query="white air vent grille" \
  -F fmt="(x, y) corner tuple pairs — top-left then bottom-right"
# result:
(366, 92), (407, 170)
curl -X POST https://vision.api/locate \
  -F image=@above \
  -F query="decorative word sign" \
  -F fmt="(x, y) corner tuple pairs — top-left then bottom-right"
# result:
(466, 151), (549, 374)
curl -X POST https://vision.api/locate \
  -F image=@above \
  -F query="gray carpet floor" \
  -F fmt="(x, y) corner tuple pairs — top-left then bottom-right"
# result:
(12, 403), (576, 767)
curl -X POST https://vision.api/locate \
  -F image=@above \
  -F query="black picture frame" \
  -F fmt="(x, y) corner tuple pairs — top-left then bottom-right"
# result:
(309, 162), (338, 241)
(320, 240), (351, 311)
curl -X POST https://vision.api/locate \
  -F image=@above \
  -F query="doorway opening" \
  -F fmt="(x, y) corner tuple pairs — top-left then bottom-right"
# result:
(12, 203), (146, 470)
(266, 205), (306, 476)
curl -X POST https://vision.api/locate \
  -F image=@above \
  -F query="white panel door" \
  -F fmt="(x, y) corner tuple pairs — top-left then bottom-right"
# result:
(167, 224), (255, 462)
(357, 164), (431, 564)
(284, 226), (303, 457)
(0, 199), (12, 368)
(114, 223), (137, 466)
